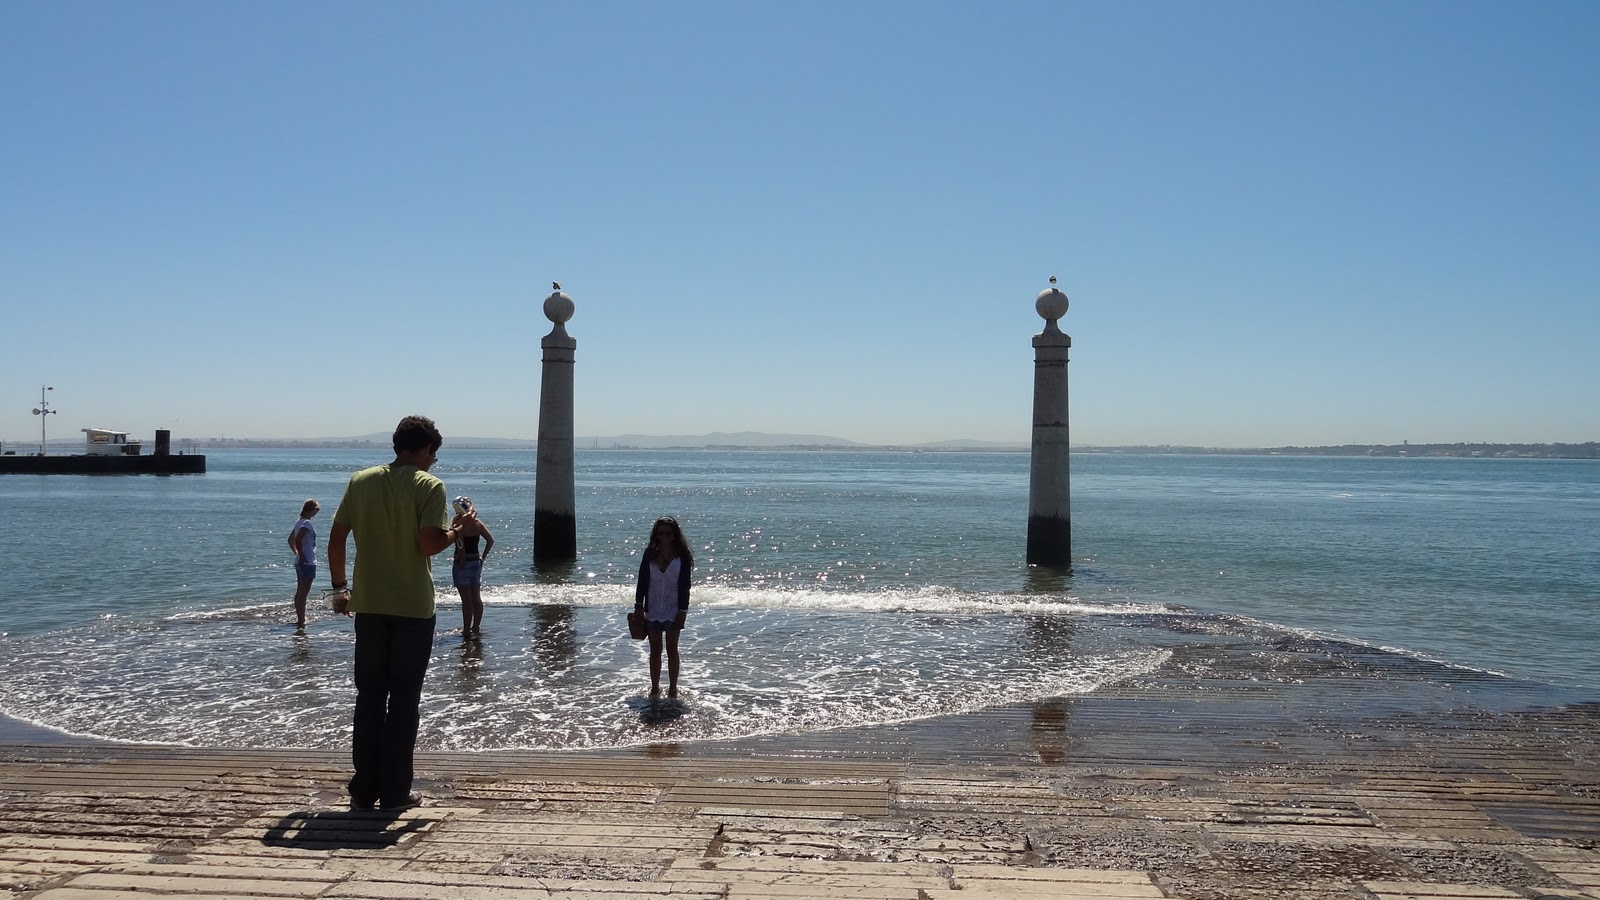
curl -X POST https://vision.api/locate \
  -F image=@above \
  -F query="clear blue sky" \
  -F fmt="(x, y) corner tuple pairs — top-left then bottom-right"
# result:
(3, 1), (1596, 448)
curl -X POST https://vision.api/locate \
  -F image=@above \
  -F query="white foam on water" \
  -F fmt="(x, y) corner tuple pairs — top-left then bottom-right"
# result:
(171, 601), (288, 621)
(479, 581), (1171, 617)
(0, 599), (1170, 751)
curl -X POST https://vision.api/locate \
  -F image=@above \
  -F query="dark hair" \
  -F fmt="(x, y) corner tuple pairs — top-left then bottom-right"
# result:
(392, 415), (443, 454)
(647, 516), (693, 567)
(299, 498), (320, 517)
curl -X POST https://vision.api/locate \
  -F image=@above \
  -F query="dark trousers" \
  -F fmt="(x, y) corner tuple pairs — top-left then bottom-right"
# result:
(349, 612), (436, 805)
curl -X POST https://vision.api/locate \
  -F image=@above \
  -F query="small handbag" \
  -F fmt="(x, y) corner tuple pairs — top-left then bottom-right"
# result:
(626, 609), (648, 640)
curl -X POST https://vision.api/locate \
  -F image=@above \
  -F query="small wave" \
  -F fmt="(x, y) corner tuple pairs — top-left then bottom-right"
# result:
(1167, 609), (1538, 686)
(477, 581), (1172, 617)
(170, 601), (288, 622)
(1371, 643), (1518, 681)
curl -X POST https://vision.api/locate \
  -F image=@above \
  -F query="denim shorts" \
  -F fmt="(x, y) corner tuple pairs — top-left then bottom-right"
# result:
(294, 561), (317, 584)
(452, 558), (483, 589)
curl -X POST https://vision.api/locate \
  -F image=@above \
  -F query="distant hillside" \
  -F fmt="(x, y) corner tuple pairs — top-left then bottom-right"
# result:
(185, 431), (1032, 451)
(192, 434), (535, 450)
(590, 432), (860, 449)
(166, 435), (1595, 458)
(590, 433), (1029, 450)
(1078, 442), (1598, 459)
(912, 438), (1028, 450)
(189, 431), (858, 450)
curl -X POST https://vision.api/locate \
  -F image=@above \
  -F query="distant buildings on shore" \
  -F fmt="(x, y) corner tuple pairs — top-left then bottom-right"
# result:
(104, 435), (1594, 459)
(1080, 442), (1598, 459)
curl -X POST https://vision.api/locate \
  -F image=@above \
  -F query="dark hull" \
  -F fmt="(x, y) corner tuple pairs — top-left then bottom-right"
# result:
(0, 454), (206, 475)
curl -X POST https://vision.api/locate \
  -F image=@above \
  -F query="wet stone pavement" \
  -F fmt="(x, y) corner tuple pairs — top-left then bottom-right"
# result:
(2, 636), (1599, 899)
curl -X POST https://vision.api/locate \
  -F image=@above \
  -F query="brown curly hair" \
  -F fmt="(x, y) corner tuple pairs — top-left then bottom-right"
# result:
(647, 516), (693, 567)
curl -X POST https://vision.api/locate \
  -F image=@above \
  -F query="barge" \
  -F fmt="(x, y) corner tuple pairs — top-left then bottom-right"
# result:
(0, 428), (205, 475)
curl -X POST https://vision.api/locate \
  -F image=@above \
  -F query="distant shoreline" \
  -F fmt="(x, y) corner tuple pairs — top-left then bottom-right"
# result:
(184, 440), (1600, 459)
(1079, 442), (1599, 460)
(9, 437), (1595, 459)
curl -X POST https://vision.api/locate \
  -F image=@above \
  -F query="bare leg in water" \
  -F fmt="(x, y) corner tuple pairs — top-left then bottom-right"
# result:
(665, 627), (681, 698)
(647, 628), (663, 697)
(292, 575), (312, 629)
(457, 584), (483, 639)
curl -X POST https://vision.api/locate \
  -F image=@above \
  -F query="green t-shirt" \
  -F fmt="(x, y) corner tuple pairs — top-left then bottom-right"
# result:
(332, 463), (449, 619)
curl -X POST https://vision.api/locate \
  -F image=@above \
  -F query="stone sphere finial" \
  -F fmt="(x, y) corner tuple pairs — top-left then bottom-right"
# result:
(1036, 275), (1068, 322)
(544, 285), (574, 325)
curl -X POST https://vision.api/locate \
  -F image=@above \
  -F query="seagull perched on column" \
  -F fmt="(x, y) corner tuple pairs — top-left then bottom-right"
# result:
(552, 281), (562, 291)
(1048, 274), (1057, 287)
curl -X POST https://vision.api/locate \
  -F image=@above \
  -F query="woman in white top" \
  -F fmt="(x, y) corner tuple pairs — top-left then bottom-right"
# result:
(633, 516), (693, 698)
(287, 498), (319, 629)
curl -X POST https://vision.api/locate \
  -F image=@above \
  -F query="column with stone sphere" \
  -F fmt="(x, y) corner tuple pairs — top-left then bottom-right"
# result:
(1027, 281), (1072, 570)
(535, 286), (577, 562)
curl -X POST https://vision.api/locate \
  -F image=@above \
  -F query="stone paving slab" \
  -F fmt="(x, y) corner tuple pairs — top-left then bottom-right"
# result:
(661, 780), (891, 817)
(945, 865), (1167, 897)
(1362, 882), (1523, 898)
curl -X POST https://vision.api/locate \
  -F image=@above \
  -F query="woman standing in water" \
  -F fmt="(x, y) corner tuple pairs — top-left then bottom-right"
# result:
(634, 516), (693, 698)
(451, 497), (494, 640)
(287, 499), (319, 628)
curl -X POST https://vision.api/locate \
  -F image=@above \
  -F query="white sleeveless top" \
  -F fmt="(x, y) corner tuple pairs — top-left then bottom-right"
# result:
(643, 557), (681, 622)
(291, 517), (317, 566)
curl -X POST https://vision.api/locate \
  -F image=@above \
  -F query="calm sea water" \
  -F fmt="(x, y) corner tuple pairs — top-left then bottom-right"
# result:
(0, 449), (1595, 750)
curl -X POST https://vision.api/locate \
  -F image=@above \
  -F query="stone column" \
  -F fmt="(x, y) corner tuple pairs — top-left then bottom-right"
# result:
(535, 287), (577, 562)
(1027, 281), (1072, 570)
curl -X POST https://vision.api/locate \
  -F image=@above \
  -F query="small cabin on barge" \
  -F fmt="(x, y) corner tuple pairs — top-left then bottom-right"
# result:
(83, 428), (143, 456)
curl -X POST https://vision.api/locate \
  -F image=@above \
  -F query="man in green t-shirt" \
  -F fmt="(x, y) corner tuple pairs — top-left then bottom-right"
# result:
(327, 415), (473, 810)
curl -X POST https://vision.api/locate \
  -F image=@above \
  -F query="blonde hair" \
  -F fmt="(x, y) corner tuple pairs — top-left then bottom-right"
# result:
(300, 499), (320, 517)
